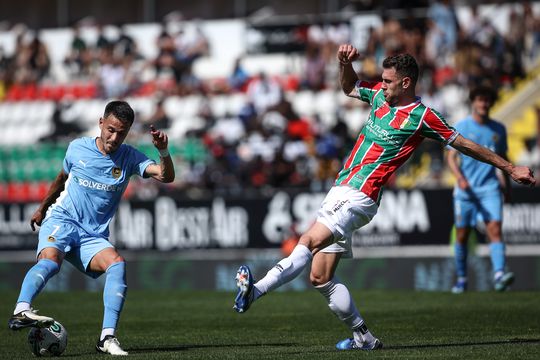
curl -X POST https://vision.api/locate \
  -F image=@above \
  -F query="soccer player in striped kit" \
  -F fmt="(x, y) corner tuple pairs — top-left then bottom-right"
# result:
(233, 44), (535, 350)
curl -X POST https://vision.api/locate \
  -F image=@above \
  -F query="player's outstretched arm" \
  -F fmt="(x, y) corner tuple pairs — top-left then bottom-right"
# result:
(338, 44), (361, 98)
(451, 134), (536, 186)
(446, 148), (470, 190)
(30, 170), (68, 231)
(144, 125), (175, 183)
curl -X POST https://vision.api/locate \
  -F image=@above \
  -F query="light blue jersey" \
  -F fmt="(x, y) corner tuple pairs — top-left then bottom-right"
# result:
(44, 137), (155, 238)
(453, 116), (507, 200)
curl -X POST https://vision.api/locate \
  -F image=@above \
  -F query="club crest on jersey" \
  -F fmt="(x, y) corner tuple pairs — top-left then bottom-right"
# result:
(400, 117), (410, 129)
(47, 236), (56, 242)
(112, 167), (122, 179)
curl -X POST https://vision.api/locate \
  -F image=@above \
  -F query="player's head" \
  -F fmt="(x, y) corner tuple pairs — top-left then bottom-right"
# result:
(381, 54), (419, 106)
(469, 85), (497, 118)
(98, 101), (135, 154)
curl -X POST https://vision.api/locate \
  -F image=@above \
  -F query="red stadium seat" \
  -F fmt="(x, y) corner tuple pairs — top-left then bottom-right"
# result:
(6, 182), (31, 202)
(6, 84), (24, 101)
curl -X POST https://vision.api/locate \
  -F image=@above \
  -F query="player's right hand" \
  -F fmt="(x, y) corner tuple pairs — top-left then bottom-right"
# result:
(30, 209), (45, 231)
(337, 44), (360, 64)
(510, 165), (536, 187)
(457, 177), (470, 190)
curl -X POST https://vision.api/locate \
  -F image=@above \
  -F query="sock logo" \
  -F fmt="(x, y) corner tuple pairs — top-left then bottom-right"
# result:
(275, 264), (284, 273)
(354, 322), (369, 335)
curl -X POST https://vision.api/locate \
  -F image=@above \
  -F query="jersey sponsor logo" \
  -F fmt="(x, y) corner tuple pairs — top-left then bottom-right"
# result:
(112, 167), (122, 179)
(365, 117), (400, 146)
(73, 175), (122, 192)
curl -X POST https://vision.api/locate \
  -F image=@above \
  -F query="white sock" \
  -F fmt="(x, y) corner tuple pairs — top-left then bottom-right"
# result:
(254, 244), (312, 298)
(352, 322), (376, 345)
(14, 302), (31, 315)
(315, 277), (363, 329)
(315, 278), (375, 345)
(100, 328), (115, 341)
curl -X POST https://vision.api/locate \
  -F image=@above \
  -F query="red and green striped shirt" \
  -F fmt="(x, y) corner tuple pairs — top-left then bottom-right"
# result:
(335, 80), (458, 203)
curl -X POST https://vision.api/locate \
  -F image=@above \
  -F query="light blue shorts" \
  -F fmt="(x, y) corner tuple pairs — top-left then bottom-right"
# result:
(453, 192), (502, 228)
(37, 216), (113, 278)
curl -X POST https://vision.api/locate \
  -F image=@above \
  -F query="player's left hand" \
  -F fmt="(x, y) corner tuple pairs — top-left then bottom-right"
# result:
(150, 125), (168, 150)
(30, 209), (45, 231)
(510, 165), (536, 187)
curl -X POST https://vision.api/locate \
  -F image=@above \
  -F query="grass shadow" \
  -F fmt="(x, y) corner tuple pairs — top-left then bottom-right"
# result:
(385, 338), (540, 350)
(127, 342), (300, 354)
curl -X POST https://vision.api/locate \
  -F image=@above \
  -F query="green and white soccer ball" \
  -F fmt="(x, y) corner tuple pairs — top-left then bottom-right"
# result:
(28, 321), (68, 357)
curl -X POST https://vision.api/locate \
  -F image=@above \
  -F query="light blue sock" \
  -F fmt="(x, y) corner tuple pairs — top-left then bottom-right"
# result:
(489, 242), (505, 275)
(454, 243), (467, 278)
(17, 259), (60, 304)
(102, 262), (127, 331)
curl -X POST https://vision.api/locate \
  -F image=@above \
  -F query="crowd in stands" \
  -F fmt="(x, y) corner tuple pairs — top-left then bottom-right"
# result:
(1, 1), (540, 199)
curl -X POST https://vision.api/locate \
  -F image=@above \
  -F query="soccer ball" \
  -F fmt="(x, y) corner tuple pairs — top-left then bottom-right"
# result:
(28, 321), (68, 357)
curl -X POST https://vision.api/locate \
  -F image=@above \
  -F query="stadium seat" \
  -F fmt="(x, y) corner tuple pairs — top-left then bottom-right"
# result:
(291, 90), (316, 117)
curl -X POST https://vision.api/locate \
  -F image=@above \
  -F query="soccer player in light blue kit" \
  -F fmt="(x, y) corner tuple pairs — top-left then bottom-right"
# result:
(447, 86), (514, 293)
(8, 100), (175, 355)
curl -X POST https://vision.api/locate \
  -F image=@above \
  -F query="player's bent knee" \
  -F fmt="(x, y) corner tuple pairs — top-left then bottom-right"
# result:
(37, 248), (64, 267)
(310, 272), (332, 287)
(299, 234), (324, 252)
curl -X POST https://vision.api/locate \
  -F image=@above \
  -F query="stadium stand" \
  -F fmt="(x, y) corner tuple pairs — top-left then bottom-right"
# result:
(1, 2), (540, 202)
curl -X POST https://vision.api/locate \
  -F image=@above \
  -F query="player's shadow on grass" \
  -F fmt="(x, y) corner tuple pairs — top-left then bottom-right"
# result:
(385, 338), (540, 350)
(127, 342), (300, 354)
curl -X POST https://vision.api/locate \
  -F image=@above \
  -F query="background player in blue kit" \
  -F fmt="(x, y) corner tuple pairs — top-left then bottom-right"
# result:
(447, 86), (513, 293)
(7, 100), (175, 355)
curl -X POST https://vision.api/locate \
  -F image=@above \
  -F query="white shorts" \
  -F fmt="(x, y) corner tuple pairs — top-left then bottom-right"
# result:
(316, 186), (378, 258)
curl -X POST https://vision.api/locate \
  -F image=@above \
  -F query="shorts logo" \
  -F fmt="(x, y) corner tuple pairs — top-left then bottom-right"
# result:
(112, 167), (122, 179)
(47, 236), (56, 242)
(332, 200), (349, 213)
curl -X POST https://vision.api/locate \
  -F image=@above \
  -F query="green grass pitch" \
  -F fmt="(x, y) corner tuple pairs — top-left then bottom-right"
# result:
(1, 290), (539, 359)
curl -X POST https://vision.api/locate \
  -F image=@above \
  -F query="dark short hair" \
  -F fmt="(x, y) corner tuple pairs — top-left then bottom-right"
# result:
(103, 100), (135, 125)
(469, 85), (497, 103)
(382, 54), (419, 85)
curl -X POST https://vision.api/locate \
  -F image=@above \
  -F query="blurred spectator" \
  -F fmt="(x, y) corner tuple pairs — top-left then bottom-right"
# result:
(247, 72), (283, 114)
(175, 23), (209, 65)
(171, 23), (208, 94)
(228, 57), (249, 92)
(98, 48), (127, 98)
(114, 27), (139, 59)
(40, 100), (84, 142)
(154, 26), (177, 79)
(427, 0), (459, 64)
(64, 25), (91, 76)
(95, 24), (111, 53)
(28, 33), (51, 82)
(381, 13), (404, 56)
(523, 1), (540, 66)
(144, 99), (171, 130)
(300, 45), (326, 91)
